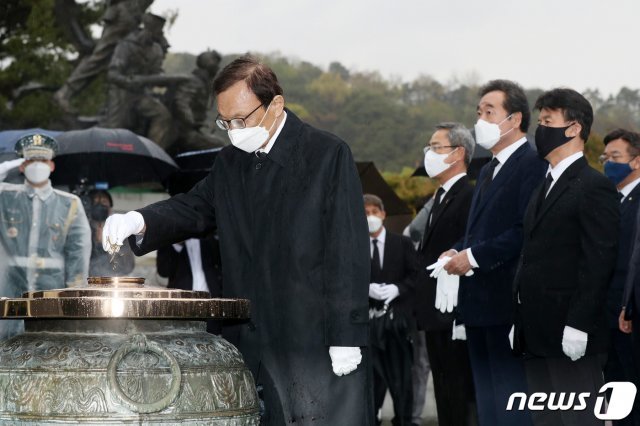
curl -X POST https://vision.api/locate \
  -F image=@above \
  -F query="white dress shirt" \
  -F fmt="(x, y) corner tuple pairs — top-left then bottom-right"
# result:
(545, 151), (584, 196)
(620, 176), (640, 202)
(172, 238), (208, 292)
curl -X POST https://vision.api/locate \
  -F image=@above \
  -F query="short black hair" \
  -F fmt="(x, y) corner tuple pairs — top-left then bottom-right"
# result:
(479, 79), (530, 133)
(534, 88), (593, 142)
(604, 128), (640, 157)
(213, 54), (283, 106)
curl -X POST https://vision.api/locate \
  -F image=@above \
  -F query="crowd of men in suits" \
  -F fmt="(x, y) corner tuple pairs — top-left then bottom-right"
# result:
(365, 79), (640, 426)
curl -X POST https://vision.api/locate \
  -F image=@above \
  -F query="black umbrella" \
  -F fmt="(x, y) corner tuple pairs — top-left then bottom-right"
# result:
(51, 127), (178, 187)
(166, 147), (223, 195)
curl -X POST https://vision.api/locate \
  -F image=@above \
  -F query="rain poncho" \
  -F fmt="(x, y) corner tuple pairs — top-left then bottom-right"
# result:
(0, 180), (91, 339)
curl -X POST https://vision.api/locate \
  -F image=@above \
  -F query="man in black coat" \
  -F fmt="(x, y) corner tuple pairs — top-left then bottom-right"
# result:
(439, 80), (546, 426)
(364, 193), (418, 426)
(416, 122), (476, 426)
(513, 88), (619, 426)
(603, 129), (640, 426)
(103, 55), (373, 425)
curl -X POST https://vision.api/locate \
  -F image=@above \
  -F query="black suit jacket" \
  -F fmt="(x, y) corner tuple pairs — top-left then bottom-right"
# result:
(611, 183), (640, 324)
(609, 185), (640, 320)
(416, 176), (474, 331)
(369, 230), (419, 320)
(513, 157), (619, 357)
(156, 234), (222, 296)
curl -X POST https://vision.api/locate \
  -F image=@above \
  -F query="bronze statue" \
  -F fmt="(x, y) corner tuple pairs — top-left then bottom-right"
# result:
(54, 0), (155, 113)
(164, 50), (226, 154)
(100, 13), (186, 149)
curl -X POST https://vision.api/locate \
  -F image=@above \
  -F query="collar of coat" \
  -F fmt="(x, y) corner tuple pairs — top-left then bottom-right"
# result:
(258, 108), (303, 168)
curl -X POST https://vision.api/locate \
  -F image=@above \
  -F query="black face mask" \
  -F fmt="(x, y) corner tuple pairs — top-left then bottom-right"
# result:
(90, 204), (110, 222)
(534, 124), (575, 159)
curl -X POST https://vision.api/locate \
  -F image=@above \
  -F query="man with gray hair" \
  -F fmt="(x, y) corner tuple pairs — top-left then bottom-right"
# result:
(416, 122), (477, 426)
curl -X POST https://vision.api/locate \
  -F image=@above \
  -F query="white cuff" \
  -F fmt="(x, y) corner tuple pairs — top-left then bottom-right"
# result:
(466, 248), (479, 268)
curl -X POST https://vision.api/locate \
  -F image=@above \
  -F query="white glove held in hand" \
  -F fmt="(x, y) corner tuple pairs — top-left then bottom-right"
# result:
(0, 158), (24, 181)
(369, 283), (385, 300)
(329, 346), (362, 376)
(509, 325), (515, 350)
(452, 320), (466, 340)
(378, 284), (400, 304)
(435, 271), (459, 313)
(562, 326), (588, 361)
(427, 256), (474, 278)
(102, 211), (145, 253)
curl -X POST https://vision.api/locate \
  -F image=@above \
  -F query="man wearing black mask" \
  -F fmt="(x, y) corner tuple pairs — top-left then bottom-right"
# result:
(87, 189), (135, 276)
(512, 88), (619, 426)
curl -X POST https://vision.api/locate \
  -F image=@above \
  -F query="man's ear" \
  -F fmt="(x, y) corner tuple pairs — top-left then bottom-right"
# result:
(48, 160), (55, 173)
(273, 95), (285, 117)
(567, 122), (582, 139)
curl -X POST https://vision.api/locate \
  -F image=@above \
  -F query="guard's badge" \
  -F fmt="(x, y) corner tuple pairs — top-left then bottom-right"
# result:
(6, 227), (18, 238)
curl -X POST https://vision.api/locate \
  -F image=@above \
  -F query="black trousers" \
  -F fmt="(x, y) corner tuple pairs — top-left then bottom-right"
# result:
(424, 328), (477, 426)
(466, 325), (531, 426)
(524, 354), (606, 426)
(605, 327), (640, 426)
(371, 315), (413, 426)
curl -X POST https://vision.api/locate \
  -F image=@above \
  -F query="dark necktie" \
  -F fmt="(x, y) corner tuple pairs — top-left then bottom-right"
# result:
(371, 239), (381, 281)
(536, 173), (554, 215)
(478, 157), (500, 199)
(428, 187), (446, 226)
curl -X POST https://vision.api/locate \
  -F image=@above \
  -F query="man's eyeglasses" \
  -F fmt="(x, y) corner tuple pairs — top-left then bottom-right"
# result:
(215, 104), (263, 130)
(423, 145), (457, 155)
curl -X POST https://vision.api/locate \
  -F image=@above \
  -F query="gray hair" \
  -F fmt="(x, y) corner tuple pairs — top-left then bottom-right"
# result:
(434, 122), (475, 166)
(363, 194), (384, 211)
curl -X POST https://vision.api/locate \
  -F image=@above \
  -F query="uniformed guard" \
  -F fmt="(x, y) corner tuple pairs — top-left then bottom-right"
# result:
(0, 133), (91, 339)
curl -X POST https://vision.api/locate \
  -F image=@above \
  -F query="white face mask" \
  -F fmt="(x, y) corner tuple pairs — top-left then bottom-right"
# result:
(424, 148), (457, 178)
(227, 101), (277, 153)
(24, 161), (51, 184)
(474, 115), (513, 149)
(367, 215), (383, 234)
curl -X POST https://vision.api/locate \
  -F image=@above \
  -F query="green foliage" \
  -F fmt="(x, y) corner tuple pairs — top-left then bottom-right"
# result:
(382, 168), (437, 211)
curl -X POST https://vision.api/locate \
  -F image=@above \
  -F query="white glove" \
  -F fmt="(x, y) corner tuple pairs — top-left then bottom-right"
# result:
(368, 283), (385, 300)
(509, 325), (514, 349)
(329, 346), (362, 376)
(562, 326), (588, 361)
(427, 256), (474, 279)
(452, 320), (466, 340)
(427, 256), (451, 278)
(102, 211), (145, 253)
(0, 158), (24, 181)
(434, 271), (459, 313)
(378, 284), (400, 304)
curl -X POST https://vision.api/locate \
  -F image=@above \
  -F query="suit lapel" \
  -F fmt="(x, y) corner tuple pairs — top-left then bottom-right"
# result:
(469, 143), (530, 229)
(423, 176), (468, 247)
(621, 183), (640, 214)
(530, 157), (587, 231)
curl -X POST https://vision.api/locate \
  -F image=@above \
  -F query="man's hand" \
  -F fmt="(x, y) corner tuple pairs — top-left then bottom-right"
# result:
(444, 250), (473, 276)
(619, 309), (633, 334)
(439, 249), (458, 260)
(102, 211), (145, 253)
(329, 346), (362, 376)
(562, 326), (588, 361)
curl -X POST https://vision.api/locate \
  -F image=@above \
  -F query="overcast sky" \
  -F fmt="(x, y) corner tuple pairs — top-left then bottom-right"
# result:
(150, 0), (639, 96)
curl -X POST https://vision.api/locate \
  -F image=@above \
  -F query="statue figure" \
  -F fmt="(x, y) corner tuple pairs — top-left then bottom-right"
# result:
(164, 50), (226, 154)
(100, 13), (187, 149)
(54, 0), (155, 113)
